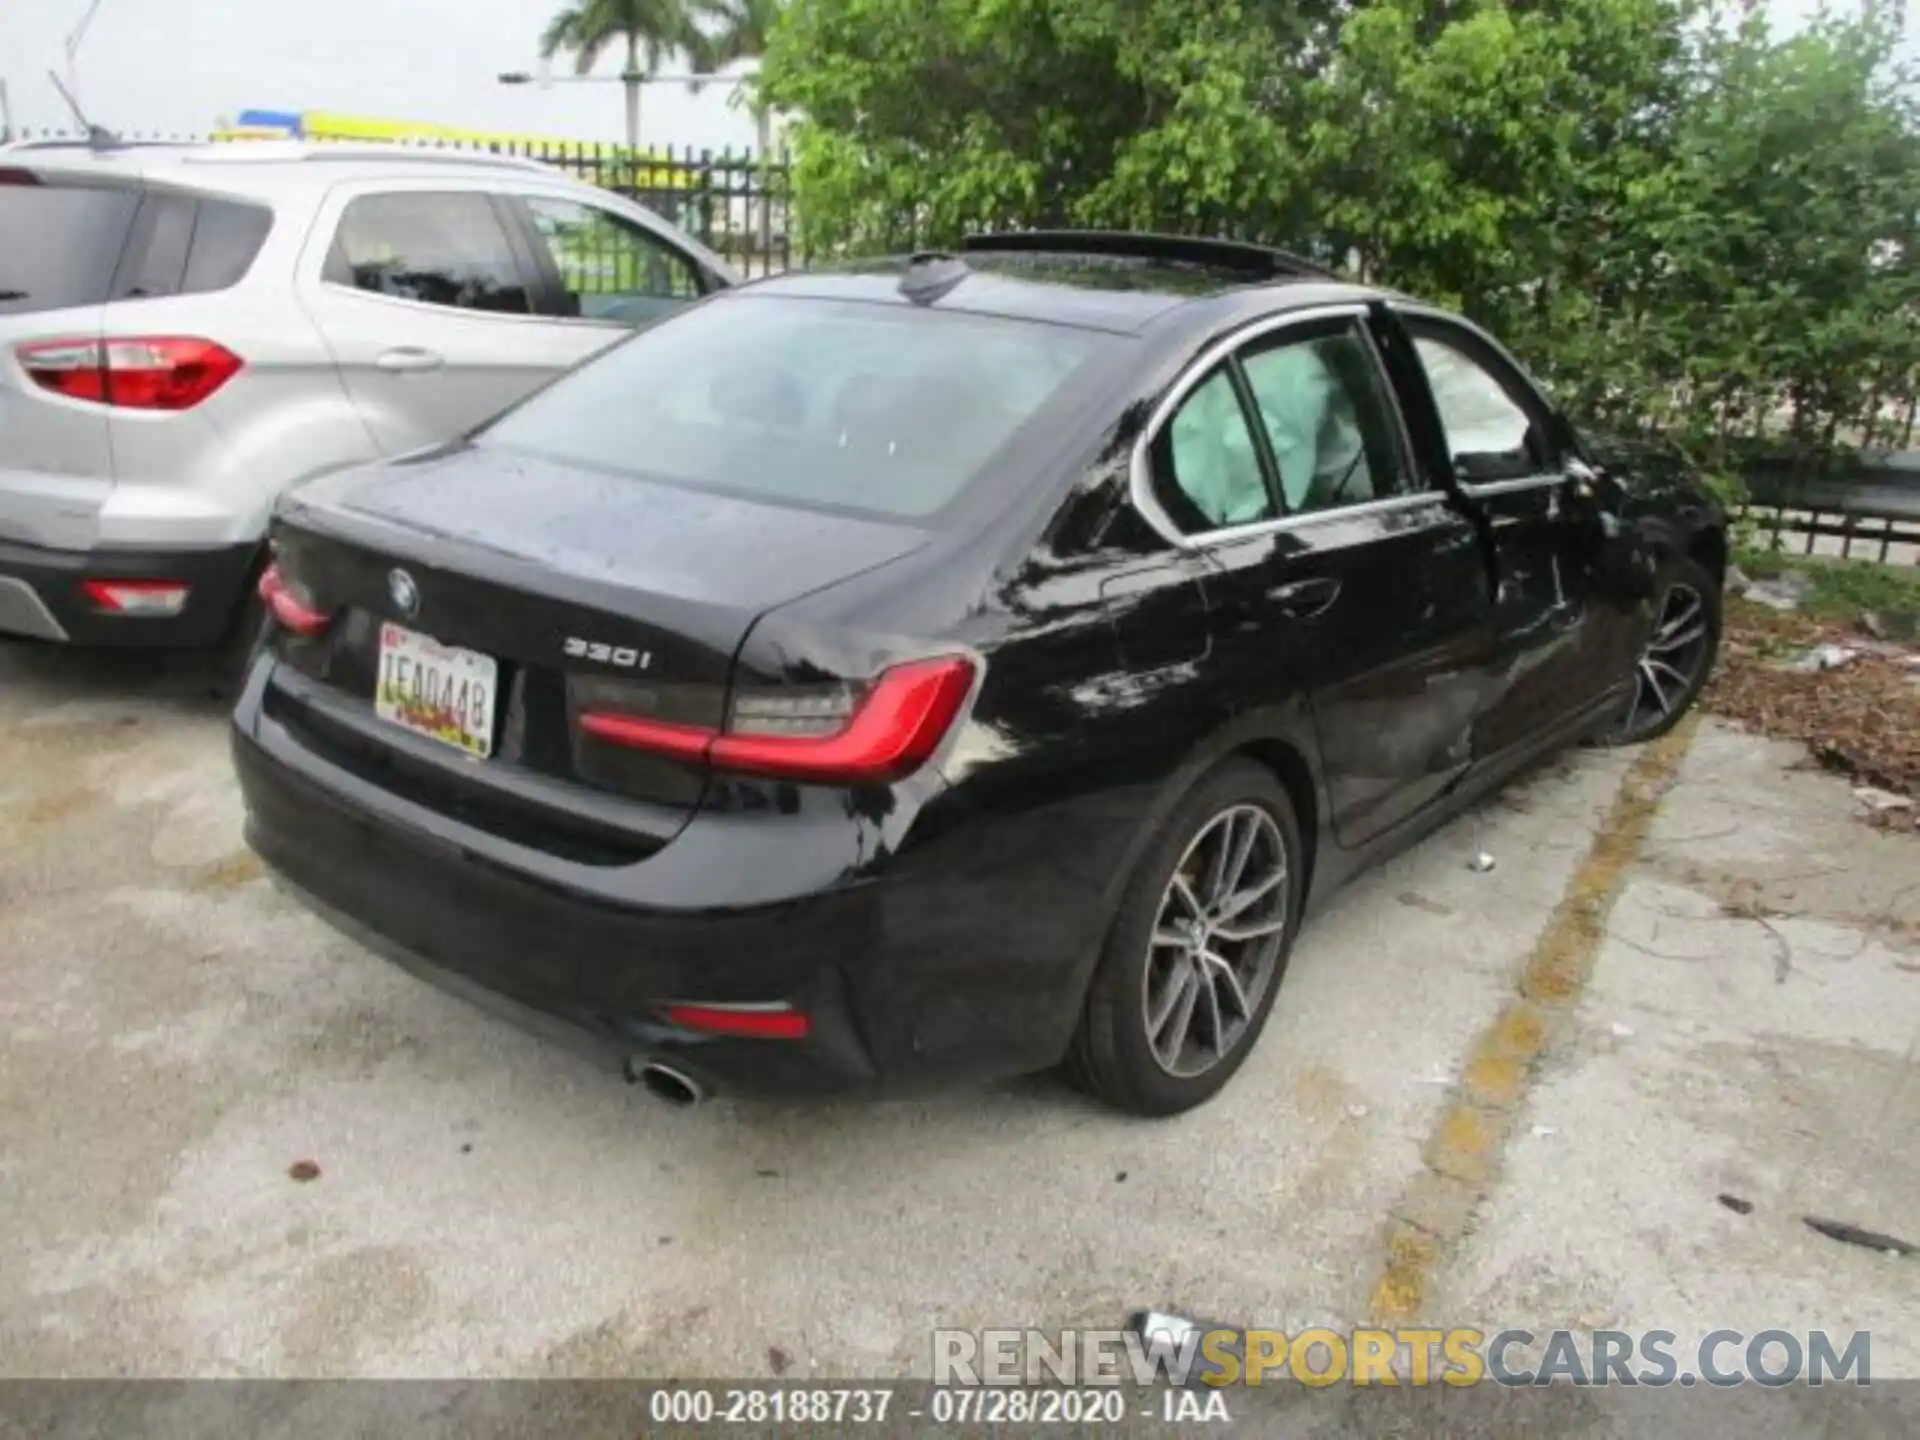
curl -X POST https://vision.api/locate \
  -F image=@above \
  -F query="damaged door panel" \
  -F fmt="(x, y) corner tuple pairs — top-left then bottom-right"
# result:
(1141, 310), (1493, 850)
(1394, 311), (1613, 757)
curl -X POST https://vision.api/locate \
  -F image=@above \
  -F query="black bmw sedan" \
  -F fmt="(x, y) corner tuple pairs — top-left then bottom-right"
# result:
(232, 232), (1724, 1116)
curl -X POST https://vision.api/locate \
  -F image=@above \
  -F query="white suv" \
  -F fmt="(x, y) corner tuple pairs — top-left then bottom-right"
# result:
(0, 140), (734, 653)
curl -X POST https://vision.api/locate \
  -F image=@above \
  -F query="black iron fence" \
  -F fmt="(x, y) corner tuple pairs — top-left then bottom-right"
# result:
(1736, 456), (1920, 566)
(466, 140), (794, 279)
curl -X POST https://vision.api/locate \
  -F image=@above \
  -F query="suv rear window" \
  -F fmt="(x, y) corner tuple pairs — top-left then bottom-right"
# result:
(109, 190), (274, 301)
(0, 178), (142, 315)
(478, 296), (1113, 520)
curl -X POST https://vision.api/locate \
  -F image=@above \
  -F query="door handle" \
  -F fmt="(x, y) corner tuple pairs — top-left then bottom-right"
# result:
(1267, 576), (1342, 620)
(374, 347), (445, 373)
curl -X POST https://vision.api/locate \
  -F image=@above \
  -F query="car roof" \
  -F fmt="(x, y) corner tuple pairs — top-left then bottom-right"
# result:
(4, 137), (740, 288)
(734, 238), (1387, 337)
(1, 139), (588, 203)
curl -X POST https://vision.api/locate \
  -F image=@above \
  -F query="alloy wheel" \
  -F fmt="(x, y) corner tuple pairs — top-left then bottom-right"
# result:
(1613, 580), (1712, 740)
(1141, 803), (1291, 1078)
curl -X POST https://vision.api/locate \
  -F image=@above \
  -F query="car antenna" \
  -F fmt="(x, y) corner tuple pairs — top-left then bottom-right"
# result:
(46, 68), (121, 152)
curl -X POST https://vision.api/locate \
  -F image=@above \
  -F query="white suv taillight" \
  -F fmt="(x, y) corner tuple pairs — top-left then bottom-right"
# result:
(16, 337), (243, 411)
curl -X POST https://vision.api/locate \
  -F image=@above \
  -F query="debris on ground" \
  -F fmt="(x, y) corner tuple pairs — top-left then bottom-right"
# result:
(1128, 1312), (1242, 1382)
(287, 1159), (321, 1183)
(1803, 1216), (1916, 1257)
(1719, 1194), (1755, 1215)
(1853, 786), (1915, 814)
(1706, 597), (1920, 808)
(1468, 851), (1497, 873)
(1742, 573), (1813, 611)
(1773, 643), (1861, 674)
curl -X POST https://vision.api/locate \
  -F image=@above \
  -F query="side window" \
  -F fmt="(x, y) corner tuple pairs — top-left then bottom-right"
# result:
(182, 199), (272, 294)
(520, 196), (703, 325)
(1152, 367), (1274, 532)
(1239, 324), (1411, 514)
(1412, 332), (1542, 481)
(112, 193), (274, 301)
(325, 192), (532, 314)
(111, 193), (197, 300)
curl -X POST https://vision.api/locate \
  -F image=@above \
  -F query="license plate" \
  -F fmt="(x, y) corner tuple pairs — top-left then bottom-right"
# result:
(375, 621), (498, 759)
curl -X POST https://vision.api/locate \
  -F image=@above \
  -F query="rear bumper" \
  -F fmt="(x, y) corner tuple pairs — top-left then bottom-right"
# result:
(0, 536), (258, 646)
(232, 670), (1106, 1098)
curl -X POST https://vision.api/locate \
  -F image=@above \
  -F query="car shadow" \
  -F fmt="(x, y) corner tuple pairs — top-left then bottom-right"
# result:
(0, 638), (235, 721)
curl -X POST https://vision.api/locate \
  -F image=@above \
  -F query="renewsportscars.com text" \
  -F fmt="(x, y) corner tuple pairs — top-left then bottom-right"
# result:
(932, 1327), (1873, 1388)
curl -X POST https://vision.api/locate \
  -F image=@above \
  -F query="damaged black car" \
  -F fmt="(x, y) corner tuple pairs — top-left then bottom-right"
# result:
(232, 231), (1724, 1116)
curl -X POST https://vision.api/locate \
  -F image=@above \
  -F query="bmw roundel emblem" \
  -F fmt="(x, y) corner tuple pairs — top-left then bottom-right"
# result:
(388, 568), (420, 617)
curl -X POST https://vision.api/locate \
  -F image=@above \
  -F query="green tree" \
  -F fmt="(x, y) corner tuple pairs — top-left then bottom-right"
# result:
(1621, 11), (1920, 460)
(540, 0), (708, 149)
(761, 0), (1920, 471)
(760, 1), (1695, 270)
(698, 0), (786, 63)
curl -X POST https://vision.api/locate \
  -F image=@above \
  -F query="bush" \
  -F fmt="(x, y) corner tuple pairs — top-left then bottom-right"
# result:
(761, 1), (1920, 469)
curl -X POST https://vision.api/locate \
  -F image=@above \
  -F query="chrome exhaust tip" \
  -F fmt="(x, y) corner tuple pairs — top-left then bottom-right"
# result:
(633, 1061), (704, 1108)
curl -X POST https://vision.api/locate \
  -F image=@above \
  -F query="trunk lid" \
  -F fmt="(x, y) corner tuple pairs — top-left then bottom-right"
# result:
(265, 445), (930, 834)
(305, 441), (932, 611)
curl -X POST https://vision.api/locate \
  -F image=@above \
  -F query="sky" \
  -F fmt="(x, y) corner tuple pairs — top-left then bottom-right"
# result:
(0, 0), (1913, 152)
(0, 0), (766, 151)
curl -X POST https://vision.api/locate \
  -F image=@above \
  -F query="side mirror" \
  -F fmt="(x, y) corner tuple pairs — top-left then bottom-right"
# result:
(1544, 410), (1582, 456)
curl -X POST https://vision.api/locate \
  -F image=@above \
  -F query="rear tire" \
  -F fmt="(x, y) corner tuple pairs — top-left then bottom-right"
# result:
(1066, 759), (1304, 1117)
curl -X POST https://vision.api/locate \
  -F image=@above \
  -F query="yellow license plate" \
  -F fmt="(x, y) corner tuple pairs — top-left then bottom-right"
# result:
(374, 621), (498, 759)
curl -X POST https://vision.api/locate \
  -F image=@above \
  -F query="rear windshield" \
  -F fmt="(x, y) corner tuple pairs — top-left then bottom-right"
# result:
(478, 296), (1115, 520)
(0, 179), (142, 315)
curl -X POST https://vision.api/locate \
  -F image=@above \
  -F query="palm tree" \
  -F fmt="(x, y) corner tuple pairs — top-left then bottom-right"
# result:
(695, 0), (781, 65)
(690, 0), (785, 157)
(540, 0), (705, 151)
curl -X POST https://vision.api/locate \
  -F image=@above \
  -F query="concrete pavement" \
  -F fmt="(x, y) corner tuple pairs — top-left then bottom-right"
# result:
(1, 640), (1914, 1400)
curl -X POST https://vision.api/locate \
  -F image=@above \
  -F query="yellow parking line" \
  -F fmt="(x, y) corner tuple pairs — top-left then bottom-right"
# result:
(1370, 716), (1700, 1322)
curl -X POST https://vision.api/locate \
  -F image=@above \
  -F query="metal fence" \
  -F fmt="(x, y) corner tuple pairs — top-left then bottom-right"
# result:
(1737, 456), (1920, 566)
(468, 140), (794, 279)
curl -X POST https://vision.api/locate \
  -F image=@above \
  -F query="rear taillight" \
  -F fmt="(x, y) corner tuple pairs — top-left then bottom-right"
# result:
(258, 564), (333, 638)
(80, 579), (191, 616)
(580, 655), (977, 785)
(663, 1003), (811, 1040)
(16, 337), (243, 410)
(0, 168), (43, 186)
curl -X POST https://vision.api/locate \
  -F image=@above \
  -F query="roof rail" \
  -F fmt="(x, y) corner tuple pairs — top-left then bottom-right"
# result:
(960, 230), (1335, 280)
(181, 141), (560, 175)
(0, 137), (188, 154)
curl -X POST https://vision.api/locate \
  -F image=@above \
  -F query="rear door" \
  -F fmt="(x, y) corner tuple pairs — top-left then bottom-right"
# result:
(0, 167), (140, 546)
(1142, 307), (1494, 848)
(299, 183), (579, 454)
(1397, 312), (1611, 755)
